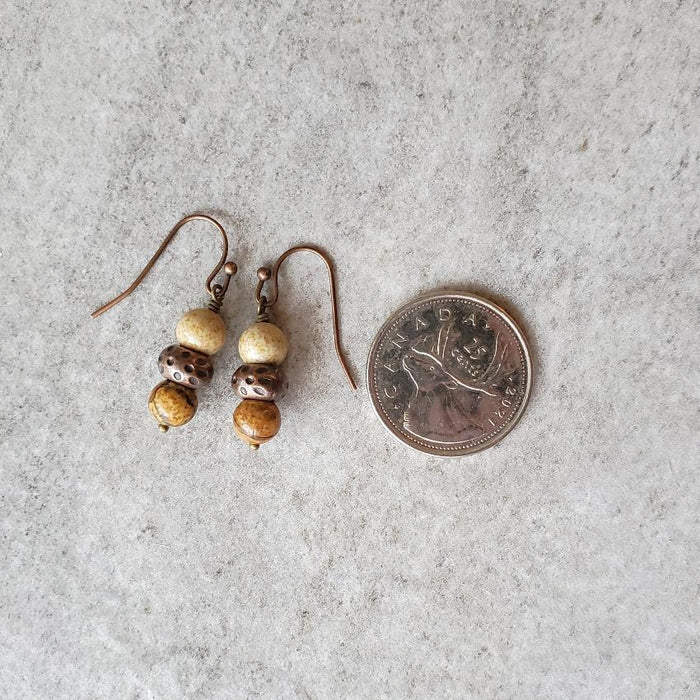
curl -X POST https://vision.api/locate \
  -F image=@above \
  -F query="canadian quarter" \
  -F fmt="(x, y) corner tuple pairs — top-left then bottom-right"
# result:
(367, 291), (532, 456)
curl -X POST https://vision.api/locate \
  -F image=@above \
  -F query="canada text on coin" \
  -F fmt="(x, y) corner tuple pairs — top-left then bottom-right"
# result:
(367, 292), (532, 456)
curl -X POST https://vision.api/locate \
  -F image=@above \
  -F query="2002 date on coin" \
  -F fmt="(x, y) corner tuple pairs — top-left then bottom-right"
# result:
(367, 292), (532, 456)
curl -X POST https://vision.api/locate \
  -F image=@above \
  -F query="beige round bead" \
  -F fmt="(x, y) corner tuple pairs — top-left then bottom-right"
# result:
(148, 381), (198, 431)
(176, 307), (227, 356)
(233, 400), (281, 448)
(238, 322), (288, 365)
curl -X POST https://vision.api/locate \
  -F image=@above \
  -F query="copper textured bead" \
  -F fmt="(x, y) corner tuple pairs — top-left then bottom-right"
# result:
(158, 344), (213, 388)
(176, 307), (227, 356)
(148, 381), (198, 430)
(233, 400), (281, 448)
(238, 322), (288, 365)
(231, 364), (287, 402)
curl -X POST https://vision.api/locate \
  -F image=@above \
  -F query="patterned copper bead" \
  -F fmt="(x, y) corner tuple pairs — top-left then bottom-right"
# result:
(231, 364), (287, 402)
(158, 344), (213, 388)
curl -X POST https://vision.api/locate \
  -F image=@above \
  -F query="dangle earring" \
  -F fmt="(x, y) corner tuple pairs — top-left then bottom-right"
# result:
(92, 213), (237, 432)
(231, 246), (356, 449)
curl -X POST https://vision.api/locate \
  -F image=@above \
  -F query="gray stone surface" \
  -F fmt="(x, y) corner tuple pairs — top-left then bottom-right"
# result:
(1, 1), (698, 697)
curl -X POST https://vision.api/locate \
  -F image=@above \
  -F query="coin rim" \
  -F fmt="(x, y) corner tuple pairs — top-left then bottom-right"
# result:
(366, 290), (533, 457)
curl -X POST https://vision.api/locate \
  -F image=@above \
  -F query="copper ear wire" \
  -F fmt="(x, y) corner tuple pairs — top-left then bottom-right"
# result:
(92, 214), (237, 318)
(254, 246), (357, 390)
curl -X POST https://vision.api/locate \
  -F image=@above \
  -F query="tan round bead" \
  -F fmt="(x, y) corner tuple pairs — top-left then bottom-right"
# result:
(148, 381), (198, 430)
(233, 400), (281, 448)
(176, 308), (227, 356)
(238, 322), (288, 365)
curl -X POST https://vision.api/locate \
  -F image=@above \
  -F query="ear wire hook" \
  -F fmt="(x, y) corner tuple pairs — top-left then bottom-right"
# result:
(255, 246), (357, 390)
(91, 214), (237, 318)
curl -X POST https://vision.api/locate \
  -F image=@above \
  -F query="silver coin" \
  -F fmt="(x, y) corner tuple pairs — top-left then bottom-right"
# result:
(367, 291), (532, 456)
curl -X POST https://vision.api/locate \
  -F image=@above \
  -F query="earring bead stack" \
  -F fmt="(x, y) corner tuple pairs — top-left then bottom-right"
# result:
(148, 306), (227, 432)
(231, 312), (289, 449)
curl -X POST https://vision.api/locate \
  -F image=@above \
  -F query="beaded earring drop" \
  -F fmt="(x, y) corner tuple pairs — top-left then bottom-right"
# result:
(92, 214), (237, 432)
(231, 246), (356, 449)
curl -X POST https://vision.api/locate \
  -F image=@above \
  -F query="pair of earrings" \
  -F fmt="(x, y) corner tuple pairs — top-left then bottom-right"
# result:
(92, 213), (356, 449)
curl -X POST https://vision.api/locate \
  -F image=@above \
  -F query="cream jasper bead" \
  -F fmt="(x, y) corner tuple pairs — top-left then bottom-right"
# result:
(176, 307), (227, 356)
(238, 322), (288, 365)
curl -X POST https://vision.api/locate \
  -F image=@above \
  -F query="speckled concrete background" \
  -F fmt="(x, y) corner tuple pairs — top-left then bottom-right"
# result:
(2, 1), (698, 697)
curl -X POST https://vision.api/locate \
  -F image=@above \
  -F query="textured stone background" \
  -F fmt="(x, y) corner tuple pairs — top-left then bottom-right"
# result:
(2, 1), (698, 697)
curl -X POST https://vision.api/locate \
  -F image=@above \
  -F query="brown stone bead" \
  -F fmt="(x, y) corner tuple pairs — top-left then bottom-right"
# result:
(158, 344), (213, 388)
(231, 364), (287, 402)
(148, 381), (198, 431)
(233, 400), (281, 448)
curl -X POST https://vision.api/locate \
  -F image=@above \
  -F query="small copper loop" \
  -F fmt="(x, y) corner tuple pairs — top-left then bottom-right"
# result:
(91, 213), (237, 318)
(255, 295), (270, 323)
(255, 246), (357, 390)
